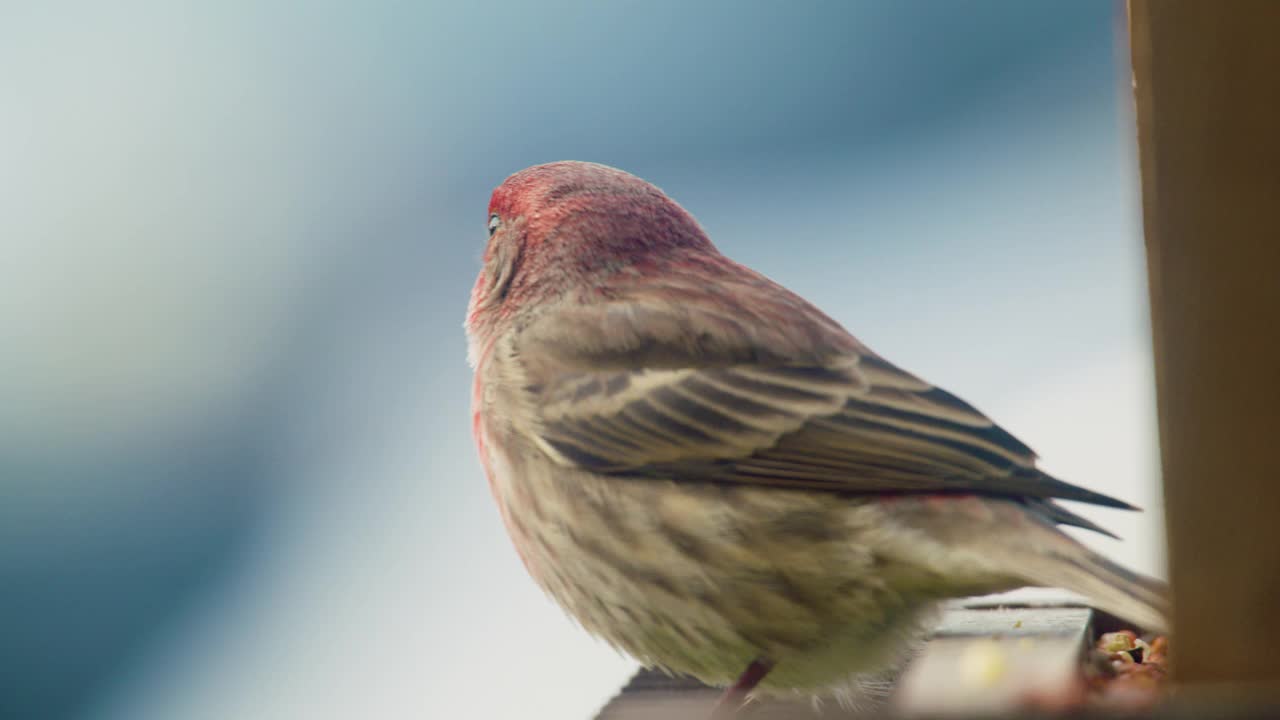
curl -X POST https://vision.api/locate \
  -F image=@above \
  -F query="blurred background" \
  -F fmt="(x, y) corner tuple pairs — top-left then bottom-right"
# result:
(0, 1), (1160, 719)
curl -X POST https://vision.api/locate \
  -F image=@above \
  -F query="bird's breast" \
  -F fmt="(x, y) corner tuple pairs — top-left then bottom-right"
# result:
(476, 430), (942, 691)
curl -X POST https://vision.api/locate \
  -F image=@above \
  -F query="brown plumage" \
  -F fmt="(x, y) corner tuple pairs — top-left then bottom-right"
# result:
(466, 161), (1166, 707)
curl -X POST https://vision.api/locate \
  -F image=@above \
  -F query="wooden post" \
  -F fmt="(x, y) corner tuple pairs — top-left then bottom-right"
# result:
(1129, 0), (1280, 698)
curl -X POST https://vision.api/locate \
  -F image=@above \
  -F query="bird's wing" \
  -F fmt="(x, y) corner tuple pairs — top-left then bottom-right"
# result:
(516, 268), (1132, 515)
(533, 355), (1130, 512)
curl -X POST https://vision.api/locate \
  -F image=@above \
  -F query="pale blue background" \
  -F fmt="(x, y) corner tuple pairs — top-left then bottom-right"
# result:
(0, 2), (1160, 719)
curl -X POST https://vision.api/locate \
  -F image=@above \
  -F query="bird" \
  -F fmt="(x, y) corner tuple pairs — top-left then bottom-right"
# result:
(465, 160), (1166, 713)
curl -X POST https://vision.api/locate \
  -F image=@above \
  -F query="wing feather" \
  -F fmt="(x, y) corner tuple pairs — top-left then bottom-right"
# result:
(532, 354), (1133, 510)
(513, 271), (1133, 518)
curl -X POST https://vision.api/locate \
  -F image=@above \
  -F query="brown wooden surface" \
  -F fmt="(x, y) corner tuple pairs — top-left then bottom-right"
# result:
(1129, 0), (1280, 698)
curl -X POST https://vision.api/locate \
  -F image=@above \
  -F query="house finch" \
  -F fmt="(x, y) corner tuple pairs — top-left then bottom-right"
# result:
(465, 161), (1166, 710)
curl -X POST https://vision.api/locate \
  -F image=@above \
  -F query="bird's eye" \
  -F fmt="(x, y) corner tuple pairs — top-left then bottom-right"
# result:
(488, 214), (501, 237)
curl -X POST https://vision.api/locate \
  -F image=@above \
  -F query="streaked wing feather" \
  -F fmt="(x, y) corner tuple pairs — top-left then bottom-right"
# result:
(1026, 498), (1121, 539)
(537, 361), (860, 469)
(533, 353), (1135, 512)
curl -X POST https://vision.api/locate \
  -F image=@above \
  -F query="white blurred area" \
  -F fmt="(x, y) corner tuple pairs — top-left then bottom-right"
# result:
(1, 3), (1158, 720)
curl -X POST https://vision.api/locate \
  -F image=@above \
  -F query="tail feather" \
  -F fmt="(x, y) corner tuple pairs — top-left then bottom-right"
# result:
(1018, 500), (1168, 631)
(1021, 543), (1169, 632)
(888, 495), (1169, 631)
